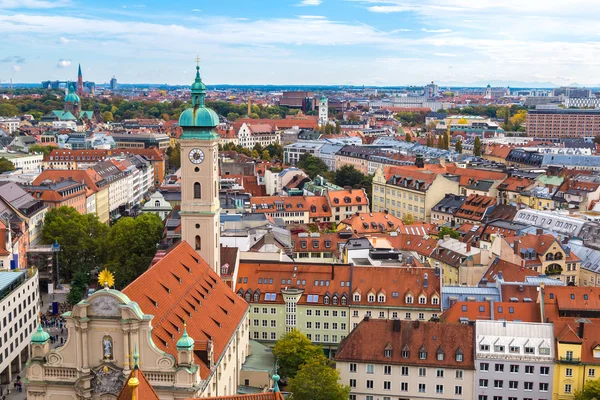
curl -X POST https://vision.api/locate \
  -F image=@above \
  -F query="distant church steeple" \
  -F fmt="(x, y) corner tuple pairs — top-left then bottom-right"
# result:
(77, 64), (84, 96)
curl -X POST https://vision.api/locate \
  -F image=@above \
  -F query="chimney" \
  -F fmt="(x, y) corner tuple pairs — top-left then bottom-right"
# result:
(514, 240), (520, 256)
(536, 228), (543, 235)
(466, 242), (472, 253)
(393, 319), (401, 332)
(563, 237), (569, 244)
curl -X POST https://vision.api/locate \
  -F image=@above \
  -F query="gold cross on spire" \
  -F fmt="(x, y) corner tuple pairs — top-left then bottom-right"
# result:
(195, 56), (201, 67)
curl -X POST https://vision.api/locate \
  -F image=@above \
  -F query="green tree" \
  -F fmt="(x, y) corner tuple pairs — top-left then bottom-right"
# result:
(103, 213), (163, 289)
(0, 103), (18, 117)
(272, 329), (323, 379)
(473, 136), (482, 156)
(168, 143), (181, 170)
(67, 284), (86, 306)
(226, 112), (240, 121)
(574, 379), (600, 400)
(251, 149), (260, 158)
(405, 131), (412, 142)
(437, 134), (445, 150)
(261, 149), (271, 161)
(443, 130), (450, 150)
(29, 144), (58, 157)
(335, 120), (341, 134)
(334, 165), (364, 188)
(101, 111), (114, 122)
(439, 226), (460, 239)
(594, 135), (600, 145)
(296, 154), (329, 179)
(289, 355), (350, 400)
(67, 268), (90, 305)
(42, 207), (109, 280)
(402, 214), (415, 225)
(455, 137), (463, 154)
(265, 143), (283, 160)
(0, 157), (15, 173)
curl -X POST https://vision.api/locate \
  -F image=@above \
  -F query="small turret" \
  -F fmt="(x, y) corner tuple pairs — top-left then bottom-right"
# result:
(176, 323), (194, 366)
(31, 324), (51, 359)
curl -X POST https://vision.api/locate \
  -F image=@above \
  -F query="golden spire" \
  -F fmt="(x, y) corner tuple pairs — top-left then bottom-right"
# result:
(195, 55), (200, 67)
(98, 268), (115, 288)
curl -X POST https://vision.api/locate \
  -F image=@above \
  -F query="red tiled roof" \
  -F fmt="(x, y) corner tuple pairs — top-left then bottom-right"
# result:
(335, 319), (474, 370)
(441, 300), (541, 323)
(454, 194), (496, 222)
(498, 176), (534, 192)
(339, 212), (404, 234)
(250, 196), (331, 219)
(122, 241), (248, 380)
(326, 189), (369, 208)
(117, 367), (160, 400)
(482, 259), (539, 283)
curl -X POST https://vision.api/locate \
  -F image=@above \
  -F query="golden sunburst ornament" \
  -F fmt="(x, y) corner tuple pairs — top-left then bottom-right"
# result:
(98, 268), (115, 288)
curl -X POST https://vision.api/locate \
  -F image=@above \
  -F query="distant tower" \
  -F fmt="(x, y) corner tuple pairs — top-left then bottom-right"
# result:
(484, 84), (492, 100)
(77, 64), (84, 96)
(247, 95), (252, 117)
(318, 95), (328, 126)
(110, 76), (118, 91)
(65, 84), (81, 117)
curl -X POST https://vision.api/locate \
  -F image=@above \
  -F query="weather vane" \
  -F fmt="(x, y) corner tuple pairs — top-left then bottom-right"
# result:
(195, 56), (200, 67)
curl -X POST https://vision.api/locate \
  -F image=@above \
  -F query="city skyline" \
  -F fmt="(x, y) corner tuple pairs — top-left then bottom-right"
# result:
(1, 0), (600, 86)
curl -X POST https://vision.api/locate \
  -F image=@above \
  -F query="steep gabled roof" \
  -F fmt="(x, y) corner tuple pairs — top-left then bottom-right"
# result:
(123, 241), (248, 380)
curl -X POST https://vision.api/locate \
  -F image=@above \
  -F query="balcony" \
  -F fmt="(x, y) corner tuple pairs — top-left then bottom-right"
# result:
(559, 357), (581, 364)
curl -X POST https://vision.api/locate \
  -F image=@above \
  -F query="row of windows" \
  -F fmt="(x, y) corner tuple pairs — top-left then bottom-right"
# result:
(480, 363), (549, 375)
(350, 363), (464, 378)
(478, 343), (550, 356)
(352, 310), (433, 320)
(479, 379), (549, 391)
(350, 380), (462, 395)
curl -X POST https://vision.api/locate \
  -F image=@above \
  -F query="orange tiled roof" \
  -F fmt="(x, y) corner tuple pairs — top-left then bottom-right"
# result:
(117, 367), (160, 400)
(122, 241), (248, 380)
(250, 195), (331, 219)
(445, 164), (506, 186)
(454, 194), (496, 222)
(291, 233), (343, 256)
(482, 258), (540, 283)
(339, 212), (404, 234)
(498, 176), (534, 192)
(441, 300), (541, 323)
(326, 189), (369, 208)
(484, 144), (514, 160)
(336, 319), (474, 369)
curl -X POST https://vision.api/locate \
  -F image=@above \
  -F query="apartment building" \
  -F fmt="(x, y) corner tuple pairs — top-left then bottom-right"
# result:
(372, 165), (459, 222)
(335, 145), (381, 175)
(249, 195), (332, 224)
(475, 320), (555, 400)
(235, 262), (442, 357)
(24, 179), (87, 213)
(238, 123), (280, 149)
(526, 109), (600, 139)
(326, 189), (370, 222)
(453, 194), (497, 225)
(283, 141), (323, 165)
(336, 318), (475, 400)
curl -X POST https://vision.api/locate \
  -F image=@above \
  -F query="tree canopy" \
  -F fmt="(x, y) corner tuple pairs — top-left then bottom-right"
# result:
(574, 379), (600, 400)
(272, 329), (323, 379)
(296, 153), (329, 180)
(103, 213), (164, 289)
(439, 226), (460, 239)
(473, 136), (482, 156)
(0, 157), (15, 174)
(289, 355), (350, 400)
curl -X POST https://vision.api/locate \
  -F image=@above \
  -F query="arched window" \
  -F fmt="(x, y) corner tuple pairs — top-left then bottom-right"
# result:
(324, 296), (330, 305)
(195, 235), (201, 250)
(341, 296), (347, 306)
(194, 182), (201, 199)
(245, 292), (251, 302)
(155, 200), (160, 207)
(254, 292), (260, 302)
(332, 295), (338, 305)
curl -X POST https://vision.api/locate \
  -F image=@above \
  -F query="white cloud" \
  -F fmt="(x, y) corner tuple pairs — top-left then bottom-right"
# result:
(422, 28), (452, 33)
(58, 36), (70, 44)
(298, 0), (322, 6)
(298, 15), (326, 19)
(433, 52), (456, 57)
(56, 58), (71, 68)
(192, 8), (201, 12)
(368, 5), (415, 13)
(12, 65), (21, 72)
(0, 0), (69, 8)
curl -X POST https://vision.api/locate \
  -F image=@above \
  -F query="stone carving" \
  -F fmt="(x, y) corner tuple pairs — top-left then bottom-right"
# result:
(91, 366), (124, 395)
(90, 296), (120, 316)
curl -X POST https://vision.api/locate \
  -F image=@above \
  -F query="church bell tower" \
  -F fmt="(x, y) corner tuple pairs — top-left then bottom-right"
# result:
(178, 62), (221, 275)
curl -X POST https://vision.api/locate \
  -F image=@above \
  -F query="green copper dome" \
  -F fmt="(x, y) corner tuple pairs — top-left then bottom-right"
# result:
(31, 324), (50, 344)
(178, 65), (220, 132)
(176, 324), (194, 350)
(65, 84), (80, 104)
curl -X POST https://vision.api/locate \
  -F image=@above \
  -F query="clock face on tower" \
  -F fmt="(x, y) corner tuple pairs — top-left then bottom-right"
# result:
(189, 148), (205, 164)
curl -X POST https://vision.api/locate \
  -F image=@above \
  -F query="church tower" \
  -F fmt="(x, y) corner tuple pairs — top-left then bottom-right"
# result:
(64, 84), (81, 118)
(318, 95), (328, 126)
(77, 64), (84, 96)
(178, 63), (221, 275)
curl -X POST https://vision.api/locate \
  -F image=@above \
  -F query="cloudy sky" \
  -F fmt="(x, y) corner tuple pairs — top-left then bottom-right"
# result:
(1, 0), (600, 86)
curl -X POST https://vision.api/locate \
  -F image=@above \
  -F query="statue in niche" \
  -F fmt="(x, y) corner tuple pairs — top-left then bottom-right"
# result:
(102, 335), (113, 360)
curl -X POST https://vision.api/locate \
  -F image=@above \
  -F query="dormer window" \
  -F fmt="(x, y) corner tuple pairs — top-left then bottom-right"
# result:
(341, 295), (347, 306)
(384, 349), (392, 358)
(378, 294), (385, 303)
(432, 296), (439, 305)
(401, 345), (410, 359)
(405, 295), (413, 304)
(324, 295), (330, 305)
(419, 295), (426, 304)
(419, 346), (427, 360)
(437, 347), (445, 361)
(368, 294), (375, 303)
(354, 293), (361, 302)
(332, 295), (338, 305)
(253, 292), (260, 302)
(456, 347), (464, 362)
